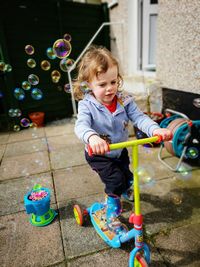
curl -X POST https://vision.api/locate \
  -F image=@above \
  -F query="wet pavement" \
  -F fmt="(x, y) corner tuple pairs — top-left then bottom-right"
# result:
(0, 118), (199, 267)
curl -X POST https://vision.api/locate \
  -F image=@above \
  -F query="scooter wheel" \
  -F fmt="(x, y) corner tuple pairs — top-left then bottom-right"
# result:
(73, 205), (84, 226)
(133, 252), (148, 267)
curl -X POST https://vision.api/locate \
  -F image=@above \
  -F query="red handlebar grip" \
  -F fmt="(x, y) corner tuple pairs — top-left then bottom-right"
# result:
(154, 135), (163, 143)
(87, 145), (93, 157)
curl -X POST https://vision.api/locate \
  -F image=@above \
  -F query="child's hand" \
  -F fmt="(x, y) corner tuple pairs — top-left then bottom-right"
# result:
(88, 135), (109, 155)
(153, 128), (172, 141)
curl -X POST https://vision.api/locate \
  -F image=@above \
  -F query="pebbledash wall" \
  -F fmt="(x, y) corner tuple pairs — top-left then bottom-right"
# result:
(104, 0), (200, 119)
(157, 0), (200, 119)
(157, 0), (200, 94)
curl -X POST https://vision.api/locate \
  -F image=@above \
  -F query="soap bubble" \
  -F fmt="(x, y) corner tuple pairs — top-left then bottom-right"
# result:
(20, 118), (30, 127)
(31, 88), (43, 100)
(27, 58), (36, 68)
(8, 108), (21, 118)
(170, 192), (183, 205)
(4, 64), (12, 72)
(0, 91), (4, 98)
(63, 33), (72, 42)
(64, 83), (71, 93)
(46, 47), (56, 60)
(177, 163), (192, 180)
(193, 98), (200, 108)
(41, 60), (51, 71)
(8, 109), (16, 117)
(14, 108), (22, 117)
(187, 147), (199, 159)
(53, 39), (71, 59)
(51, 70), (61, 83)
(59, 58), (74, 72)
(25, 45), (35, 55)
(80, 81), (91, 94)
(22, 81), (31, 90)
(14, 88), (25, 100)
(136, 164), (155, 188)
(13, 125), (20, 132)
(28, 74), (39, 85)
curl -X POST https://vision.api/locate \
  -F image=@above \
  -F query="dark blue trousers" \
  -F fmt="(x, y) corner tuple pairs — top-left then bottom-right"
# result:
(85, 148), (133, 196)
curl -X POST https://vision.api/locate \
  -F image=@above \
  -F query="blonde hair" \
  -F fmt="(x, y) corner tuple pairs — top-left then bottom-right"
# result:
(73, 45), (123, 100)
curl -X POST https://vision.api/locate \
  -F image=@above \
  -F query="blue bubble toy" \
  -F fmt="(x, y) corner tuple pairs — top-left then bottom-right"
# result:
(24, 184), (57, 226)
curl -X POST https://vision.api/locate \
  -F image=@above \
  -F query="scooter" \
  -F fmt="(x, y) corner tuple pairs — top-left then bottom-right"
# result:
(73, 135), (162, 267)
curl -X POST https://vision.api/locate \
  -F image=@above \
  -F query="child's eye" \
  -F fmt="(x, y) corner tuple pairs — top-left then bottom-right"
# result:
(111, 81), (117, 85)
(99, 83), (106, 87)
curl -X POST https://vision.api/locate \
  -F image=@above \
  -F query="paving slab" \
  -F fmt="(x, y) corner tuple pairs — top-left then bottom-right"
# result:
(50, 144), (85, 170)
(139, 175), (200, 235)
(68, 246), (171, 267)
(53, 165), (104, 202)
(47, 134), (82, 151)
(68, 248), (130, 267)
(0, 144), (6, 160)
(0, 172), (55, 216)
(0, 151), (50, 180)
(8, 127), (45, 143)
(4, 138), (48, 157)
(154, 222), (200, 267)
(45, 119), (75, 137)
(0, 211), (64, 267)
(0, 132), (10, 145)
(58, 195), (108, 259)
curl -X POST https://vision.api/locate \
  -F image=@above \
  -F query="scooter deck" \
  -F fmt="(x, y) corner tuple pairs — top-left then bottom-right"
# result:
(89, 203), (126, 248)
(92, 208), (116, 240)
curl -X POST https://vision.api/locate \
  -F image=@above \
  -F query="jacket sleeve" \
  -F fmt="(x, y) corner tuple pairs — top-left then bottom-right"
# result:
(126, 101), (160, 136)
(74, 100), (98, 144)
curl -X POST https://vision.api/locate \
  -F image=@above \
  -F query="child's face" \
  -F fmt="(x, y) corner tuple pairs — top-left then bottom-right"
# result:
(89, 65), (118, 105)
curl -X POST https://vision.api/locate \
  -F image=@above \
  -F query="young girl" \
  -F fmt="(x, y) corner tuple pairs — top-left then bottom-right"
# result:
(74, 45), (172, 201)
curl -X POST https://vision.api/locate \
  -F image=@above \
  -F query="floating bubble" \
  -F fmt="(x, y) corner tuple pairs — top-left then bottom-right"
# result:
(41, 60), (51, 71)
(63, 33), (72, 42)
(25, 45), (34, 55)
(46, 47), (56, 60)
(0, 90), (3, 98)
(53, 39), (71, 59)
(4, 64), (12, 72)
(14, 88), (25, 100)
(193, 98), (200, 108)
(28, 74), (39, 85)
(22, 81), (31, 90)
(59, 58), (74, 72)
(187, 147), (199, 159)
(80, 81), (91, 94)
(8, 108), (16, 117)
(27, 58), (36, 68)
(177, 163), (192, 180)
(0, 61), (6, 72)
(170, 192), (183, 205)
(29, 122), (38, 128)
(31, 88), (43, 100)
(136, 164), (155, 188)
(8, 108), (21, 118)
(20, 118), (30, 127)
(64, 83), (71, 93)
(51, 70), (61, 83)
(14, 108), (22, 117)
(13, 125), (20, 132)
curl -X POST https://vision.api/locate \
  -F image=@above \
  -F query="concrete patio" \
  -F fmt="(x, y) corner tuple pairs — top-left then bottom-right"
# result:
(0, 118), (199, 267)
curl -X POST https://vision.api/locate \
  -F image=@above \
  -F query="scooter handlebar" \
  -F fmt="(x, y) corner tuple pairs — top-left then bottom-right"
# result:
(87, 134), (170, 156)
